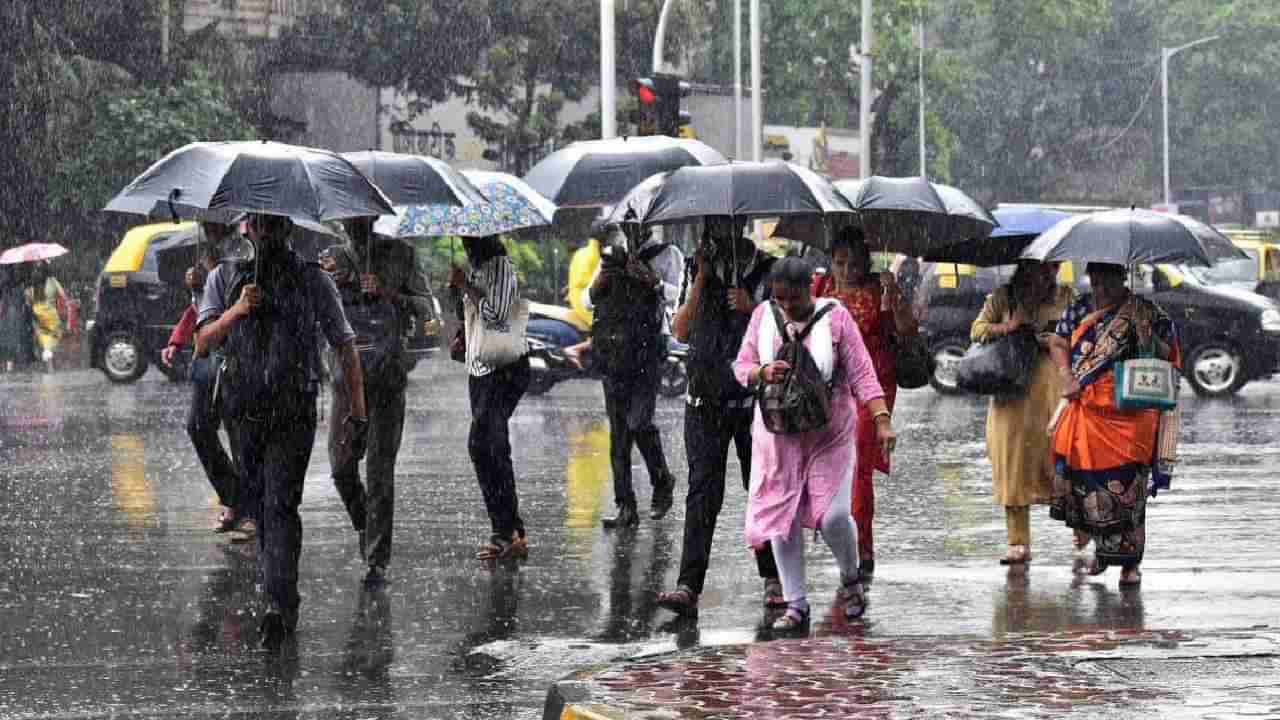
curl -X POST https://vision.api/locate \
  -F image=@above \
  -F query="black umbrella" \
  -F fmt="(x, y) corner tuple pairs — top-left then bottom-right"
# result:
(105, 141), (395, 225)
(1019, 209), (1247, 267)
(523, 136), (726, 209)
(923, 206), (1074, 266)
(606, 161), (854, 230)
(832, 176), (997, 257)
(341, 151), (486, 207)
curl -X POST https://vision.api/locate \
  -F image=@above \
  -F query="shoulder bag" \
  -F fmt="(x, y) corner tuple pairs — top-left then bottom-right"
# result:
(464, 296), (529, 369)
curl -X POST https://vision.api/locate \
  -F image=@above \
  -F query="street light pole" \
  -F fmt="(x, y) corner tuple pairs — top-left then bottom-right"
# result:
(917, 10), (925, 178)
(750, 0), (762, 162)
(735, 0), (743, 159)
(1162, 34), (1218, 207)
(601, 0), (617, 139)
(859, 0), (873, 178)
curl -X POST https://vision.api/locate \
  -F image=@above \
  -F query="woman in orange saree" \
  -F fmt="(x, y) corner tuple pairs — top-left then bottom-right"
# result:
(1048, 263), (1180, 587)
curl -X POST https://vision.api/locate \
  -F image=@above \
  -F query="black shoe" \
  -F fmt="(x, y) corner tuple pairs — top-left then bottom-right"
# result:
(259, 611), (288, 648)
(601, 502), (640, 529)
(859, 558), (876, 578)
(650, 473), (675, 520)
(363, 565), (387, 589)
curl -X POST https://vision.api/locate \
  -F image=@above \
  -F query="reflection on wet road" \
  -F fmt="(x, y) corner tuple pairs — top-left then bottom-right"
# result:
(1, 362), (1278, 718)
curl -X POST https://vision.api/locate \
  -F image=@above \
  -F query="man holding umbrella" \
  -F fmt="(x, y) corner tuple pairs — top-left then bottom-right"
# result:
(587, 224), (681, 528)
(326, 216), (433, 588)
(657, 217), (783, 615)
(196, 213), (368, 644)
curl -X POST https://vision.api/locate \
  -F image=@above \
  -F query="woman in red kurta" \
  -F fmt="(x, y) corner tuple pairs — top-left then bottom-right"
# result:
(812, 228), (917, 575)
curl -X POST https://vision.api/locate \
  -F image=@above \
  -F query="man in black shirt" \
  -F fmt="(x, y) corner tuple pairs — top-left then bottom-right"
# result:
(657, 218), (782, 615)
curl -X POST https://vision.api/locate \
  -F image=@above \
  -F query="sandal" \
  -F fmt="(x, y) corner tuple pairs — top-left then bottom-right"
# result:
(214, 508), (238, 533)
(771, 601), (810, 631)
(1074, 556), (1107, 576)
(477, 531), (528, 561)
(656, 585), (699, 616)
(999, 545), (1031, 565)
(836, 576), (868, 620)
(1119, 569), (1142, 587)
(762, 578), (787, 608)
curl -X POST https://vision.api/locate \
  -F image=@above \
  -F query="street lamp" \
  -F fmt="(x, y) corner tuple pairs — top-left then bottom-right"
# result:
(1162, 35), (1219, 207)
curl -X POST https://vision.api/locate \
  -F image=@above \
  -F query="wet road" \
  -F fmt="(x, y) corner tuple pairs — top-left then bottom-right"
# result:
(1, 360), (1278, 718)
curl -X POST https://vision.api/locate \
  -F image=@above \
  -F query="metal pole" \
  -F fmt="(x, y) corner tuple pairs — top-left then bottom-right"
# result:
(734, 0), (743, 159)
(1161, 47), (1171, 207)
(601, 0), (617, 139)
(653, 0), (676, 74)
(750, 0), (761, 162)
(1161, 35), (1219, 208)
(860, 0), (873, 178)
(161, 0), (170, 65)
(918, 11), (926, 178)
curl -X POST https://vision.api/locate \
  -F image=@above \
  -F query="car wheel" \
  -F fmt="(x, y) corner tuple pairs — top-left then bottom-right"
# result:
(659, 358), (688, 398)
(928, 336), (969, 395)
(102, 331), (148, 383)
(1186, 342), (1246, 397)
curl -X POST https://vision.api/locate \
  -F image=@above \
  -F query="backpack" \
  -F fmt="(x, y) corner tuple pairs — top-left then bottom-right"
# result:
(757, 301), (836, 435)
(216, 253), (318, 421)
(686, 254), (774, 401)
(592, 243), (669, 378)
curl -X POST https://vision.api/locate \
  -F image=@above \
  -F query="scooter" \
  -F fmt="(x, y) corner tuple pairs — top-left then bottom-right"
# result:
(524, 302), (688, 397)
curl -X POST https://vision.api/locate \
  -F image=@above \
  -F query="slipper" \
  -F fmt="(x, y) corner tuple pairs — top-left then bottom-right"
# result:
(1119, 571), (1142, 587)
(656, 586), (699, 616)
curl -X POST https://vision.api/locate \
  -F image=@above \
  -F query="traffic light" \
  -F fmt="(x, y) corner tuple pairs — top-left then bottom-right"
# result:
(632, 74), (691, 137)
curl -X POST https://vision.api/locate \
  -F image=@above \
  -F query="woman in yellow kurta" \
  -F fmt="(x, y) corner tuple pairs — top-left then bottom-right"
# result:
(26, 267), (66, 370)
(970, 261), (1073, 565)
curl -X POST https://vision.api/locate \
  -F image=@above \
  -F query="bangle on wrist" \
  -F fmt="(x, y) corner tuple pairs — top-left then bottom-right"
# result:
(871, 410), (891, 423)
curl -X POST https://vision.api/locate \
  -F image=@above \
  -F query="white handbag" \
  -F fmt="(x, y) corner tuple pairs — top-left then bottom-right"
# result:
(463, 296), (529, 369)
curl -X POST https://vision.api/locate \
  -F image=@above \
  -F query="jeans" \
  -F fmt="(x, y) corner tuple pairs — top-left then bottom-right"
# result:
(239, 394), (317, 621)
(677, 402), (778, 594)
(602, 361), (670, 507)
(468, 356), (531, 540)
(187, 356), (249, 516)
(329, 372), (406, 569)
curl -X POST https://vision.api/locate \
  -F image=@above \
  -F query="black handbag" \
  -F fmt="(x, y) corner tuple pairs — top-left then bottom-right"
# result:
(955, 327), (1039, 395)
(894, 332), (935, 389)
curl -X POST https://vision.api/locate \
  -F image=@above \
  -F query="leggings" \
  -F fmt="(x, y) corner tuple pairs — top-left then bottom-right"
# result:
(771, 472), (859, 603)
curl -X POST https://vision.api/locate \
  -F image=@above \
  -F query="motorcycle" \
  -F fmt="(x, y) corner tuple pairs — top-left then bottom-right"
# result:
(524, 302), (688, 397)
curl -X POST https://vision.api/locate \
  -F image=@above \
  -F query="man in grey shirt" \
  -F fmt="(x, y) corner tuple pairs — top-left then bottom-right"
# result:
(196, 213), (367, 647)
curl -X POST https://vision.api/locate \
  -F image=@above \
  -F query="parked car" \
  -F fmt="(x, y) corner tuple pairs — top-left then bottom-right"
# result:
(87, 222), (202, 383)
(1183, 236), (1280, 303)
(921, 261), (1280, 397)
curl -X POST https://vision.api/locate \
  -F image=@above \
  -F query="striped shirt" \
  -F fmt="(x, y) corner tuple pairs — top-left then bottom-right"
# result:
(466, 255), (522, 377)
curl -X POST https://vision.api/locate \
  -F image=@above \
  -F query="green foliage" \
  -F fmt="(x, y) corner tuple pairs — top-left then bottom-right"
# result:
(411, 234), (566, 303)
(53, 70), (257, 214)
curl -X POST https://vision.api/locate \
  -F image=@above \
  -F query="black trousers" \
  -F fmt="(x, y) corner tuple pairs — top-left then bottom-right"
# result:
(186, 356), (249, 516)
(602, 361), (670, 507)
(329, 372), (406, 569)
(468, 357), (531, 540)
(239, 395), (317, 619)
(677, 402), (778, 594)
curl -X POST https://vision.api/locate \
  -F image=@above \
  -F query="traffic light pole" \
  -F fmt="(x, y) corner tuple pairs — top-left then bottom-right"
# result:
(601, 0), (616, 138)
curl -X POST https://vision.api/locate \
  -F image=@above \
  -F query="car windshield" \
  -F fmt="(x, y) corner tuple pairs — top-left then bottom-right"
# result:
(1188, 253), (1257, 285)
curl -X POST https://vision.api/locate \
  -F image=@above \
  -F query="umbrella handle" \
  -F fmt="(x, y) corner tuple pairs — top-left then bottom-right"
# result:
(167, 189), (181, 224)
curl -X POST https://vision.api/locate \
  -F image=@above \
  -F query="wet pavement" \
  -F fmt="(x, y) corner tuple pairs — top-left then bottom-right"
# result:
(1, 359), (1279, 719)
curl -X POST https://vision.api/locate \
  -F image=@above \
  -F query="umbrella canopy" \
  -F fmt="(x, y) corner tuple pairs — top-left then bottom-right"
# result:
(1020, 209), (1248, 267)
(342, 151), (487, 208)
(605, 161), (854, 229)
(922, 206), (1074, 266)
(0, 243), (69, 265)
(523, 136), (727, 209)
(461, 170), (557, 232)
(834, 176), (997, 257)
(105, 141), (395, 225)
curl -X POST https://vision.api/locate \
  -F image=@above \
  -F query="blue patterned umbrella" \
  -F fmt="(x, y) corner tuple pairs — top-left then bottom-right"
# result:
(374, 170), (557, 238)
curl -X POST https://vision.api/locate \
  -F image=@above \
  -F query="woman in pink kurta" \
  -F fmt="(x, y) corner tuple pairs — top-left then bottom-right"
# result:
(734, 257), (896, 630)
